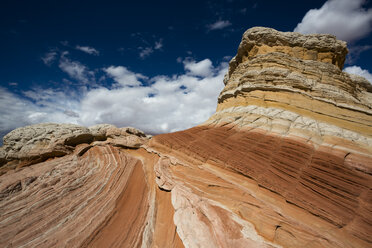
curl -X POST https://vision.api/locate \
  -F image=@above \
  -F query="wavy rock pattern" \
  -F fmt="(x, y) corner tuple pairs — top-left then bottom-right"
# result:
(0, 144), (148, 247)
(0, 143), (183, 248)
(148, 124), (372, 247)
(1, 27), (371, 248)
(145, 27), (372, 248)
(0, 123), (149, 176)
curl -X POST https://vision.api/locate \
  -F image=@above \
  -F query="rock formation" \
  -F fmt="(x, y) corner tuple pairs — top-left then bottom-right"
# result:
(0, 123), (149, 175)
(0, 27), (371, 248)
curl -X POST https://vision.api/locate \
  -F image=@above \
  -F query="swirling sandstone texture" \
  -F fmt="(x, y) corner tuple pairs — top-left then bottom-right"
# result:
(1, 27), (371, 248)
(0, 124), (183, 247)
(148, 27), (372, 248)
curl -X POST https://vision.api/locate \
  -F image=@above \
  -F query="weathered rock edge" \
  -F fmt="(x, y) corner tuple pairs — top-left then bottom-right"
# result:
(226, 26), (348, 80)
(0, 123), (150, 172)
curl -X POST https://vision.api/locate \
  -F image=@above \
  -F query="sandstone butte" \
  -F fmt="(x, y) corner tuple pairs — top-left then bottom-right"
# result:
(0, 27), (371, 248)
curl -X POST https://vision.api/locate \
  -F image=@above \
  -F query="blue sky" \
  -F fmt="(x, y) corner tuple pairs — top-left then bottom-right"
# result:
(1, 0), (372, 141)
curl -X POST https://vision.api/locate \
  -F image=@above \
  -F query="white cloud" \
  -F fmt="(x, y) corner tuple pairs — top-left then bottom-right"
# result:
(0, 87), (34, 132)
(59, 53), (95, 83)
(344, 65), (372, 83)
(0, 87), (80, 143)
(22, 87), (81, 110)
(207, 20), (232, 30)
(75, 45), (100, 55)
(0, 59), (227, 138)
(155, 39), (163, 50)
(42, 51), (58, 66)
(139, 47), (153, 59)
(137, 38), (164, 58)
(80, 60), (227, 133)
(104, 66), (147, 87)
(223, 55), (232, 61)
(64, 110), (79, 117)
(294, 0), (372, 42)
(183, 59), (214, 77)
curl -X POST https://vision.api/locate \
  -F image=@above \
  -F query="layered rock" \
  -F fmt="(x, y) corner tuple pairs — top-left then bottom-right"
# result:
(0, 123), (185, 247)
(0, 123), (149, 175)
(147, 27), (372, 248)
(1, 145), (148, 247)
(0, 123), (93, 166)
(1, 27), (371, 248)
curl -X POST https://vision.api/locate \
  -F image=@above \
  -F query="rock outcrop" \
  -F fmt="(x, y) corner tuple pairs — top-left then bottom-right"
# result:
(0, 123), (184, 247)
(148, 27), (372, 248)
(0, 27), (371, 248)
(0, 123), (149, 175)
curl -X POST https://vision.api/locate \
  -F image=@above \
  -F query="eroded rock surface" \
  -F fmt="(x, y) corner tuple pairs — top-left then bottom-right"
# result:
(0, 123), (184, 247)
(0, 123), (93, 170)
(89, 124), (149, 148)
(0, 123), (149, 175)
(147, 27), (372, 248)
(1, 27), (371, 248)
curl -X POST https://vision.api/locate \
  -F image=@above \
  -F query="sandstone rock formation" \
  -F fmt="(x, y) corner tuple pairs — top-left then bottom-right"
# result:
(0, 123), (149, 175)
(147, 27), (372, 248)
(0, 27), (371, 248)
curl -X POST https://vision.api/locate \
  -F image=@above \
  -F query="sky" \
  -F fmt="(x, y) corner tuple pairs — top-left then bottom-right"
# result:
(1, 0), (372, 142)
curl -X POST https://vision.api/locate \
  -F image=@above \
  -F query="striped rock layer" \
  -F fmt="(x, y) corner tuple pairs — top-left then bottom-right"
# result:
(147, 27), (372, 248)
(0, 27), (371, 248)
(0, 128), (183, 248)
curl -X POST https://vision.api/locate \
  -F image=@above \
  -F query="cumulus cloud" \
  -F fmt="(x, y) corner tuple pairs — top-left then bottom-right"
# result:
(79, 60), (227, 133)
(0, 87), (80, 144)
(104, 66), (147, 87)
(294, 0), (372, 42)
(0, 87), (34, 132)
(0, 59), (227, 139)
(183, 59), (214, 77)
(75, 45), (100, 55)
(344, 65), (372, 83)
(59, 53), (95, 83)
(207, 20), (232, 30)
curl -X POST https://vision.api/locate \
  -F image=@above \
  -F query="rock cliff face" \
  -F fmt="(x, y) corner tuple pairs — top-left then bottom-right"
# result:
(1, 27), (371, 248)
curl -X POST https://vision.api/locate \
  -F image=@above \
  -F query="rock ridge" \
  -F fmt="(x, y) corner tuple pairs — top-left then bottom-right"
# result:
(218, 27), (372, 147)
(0, 123), (150, 175)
